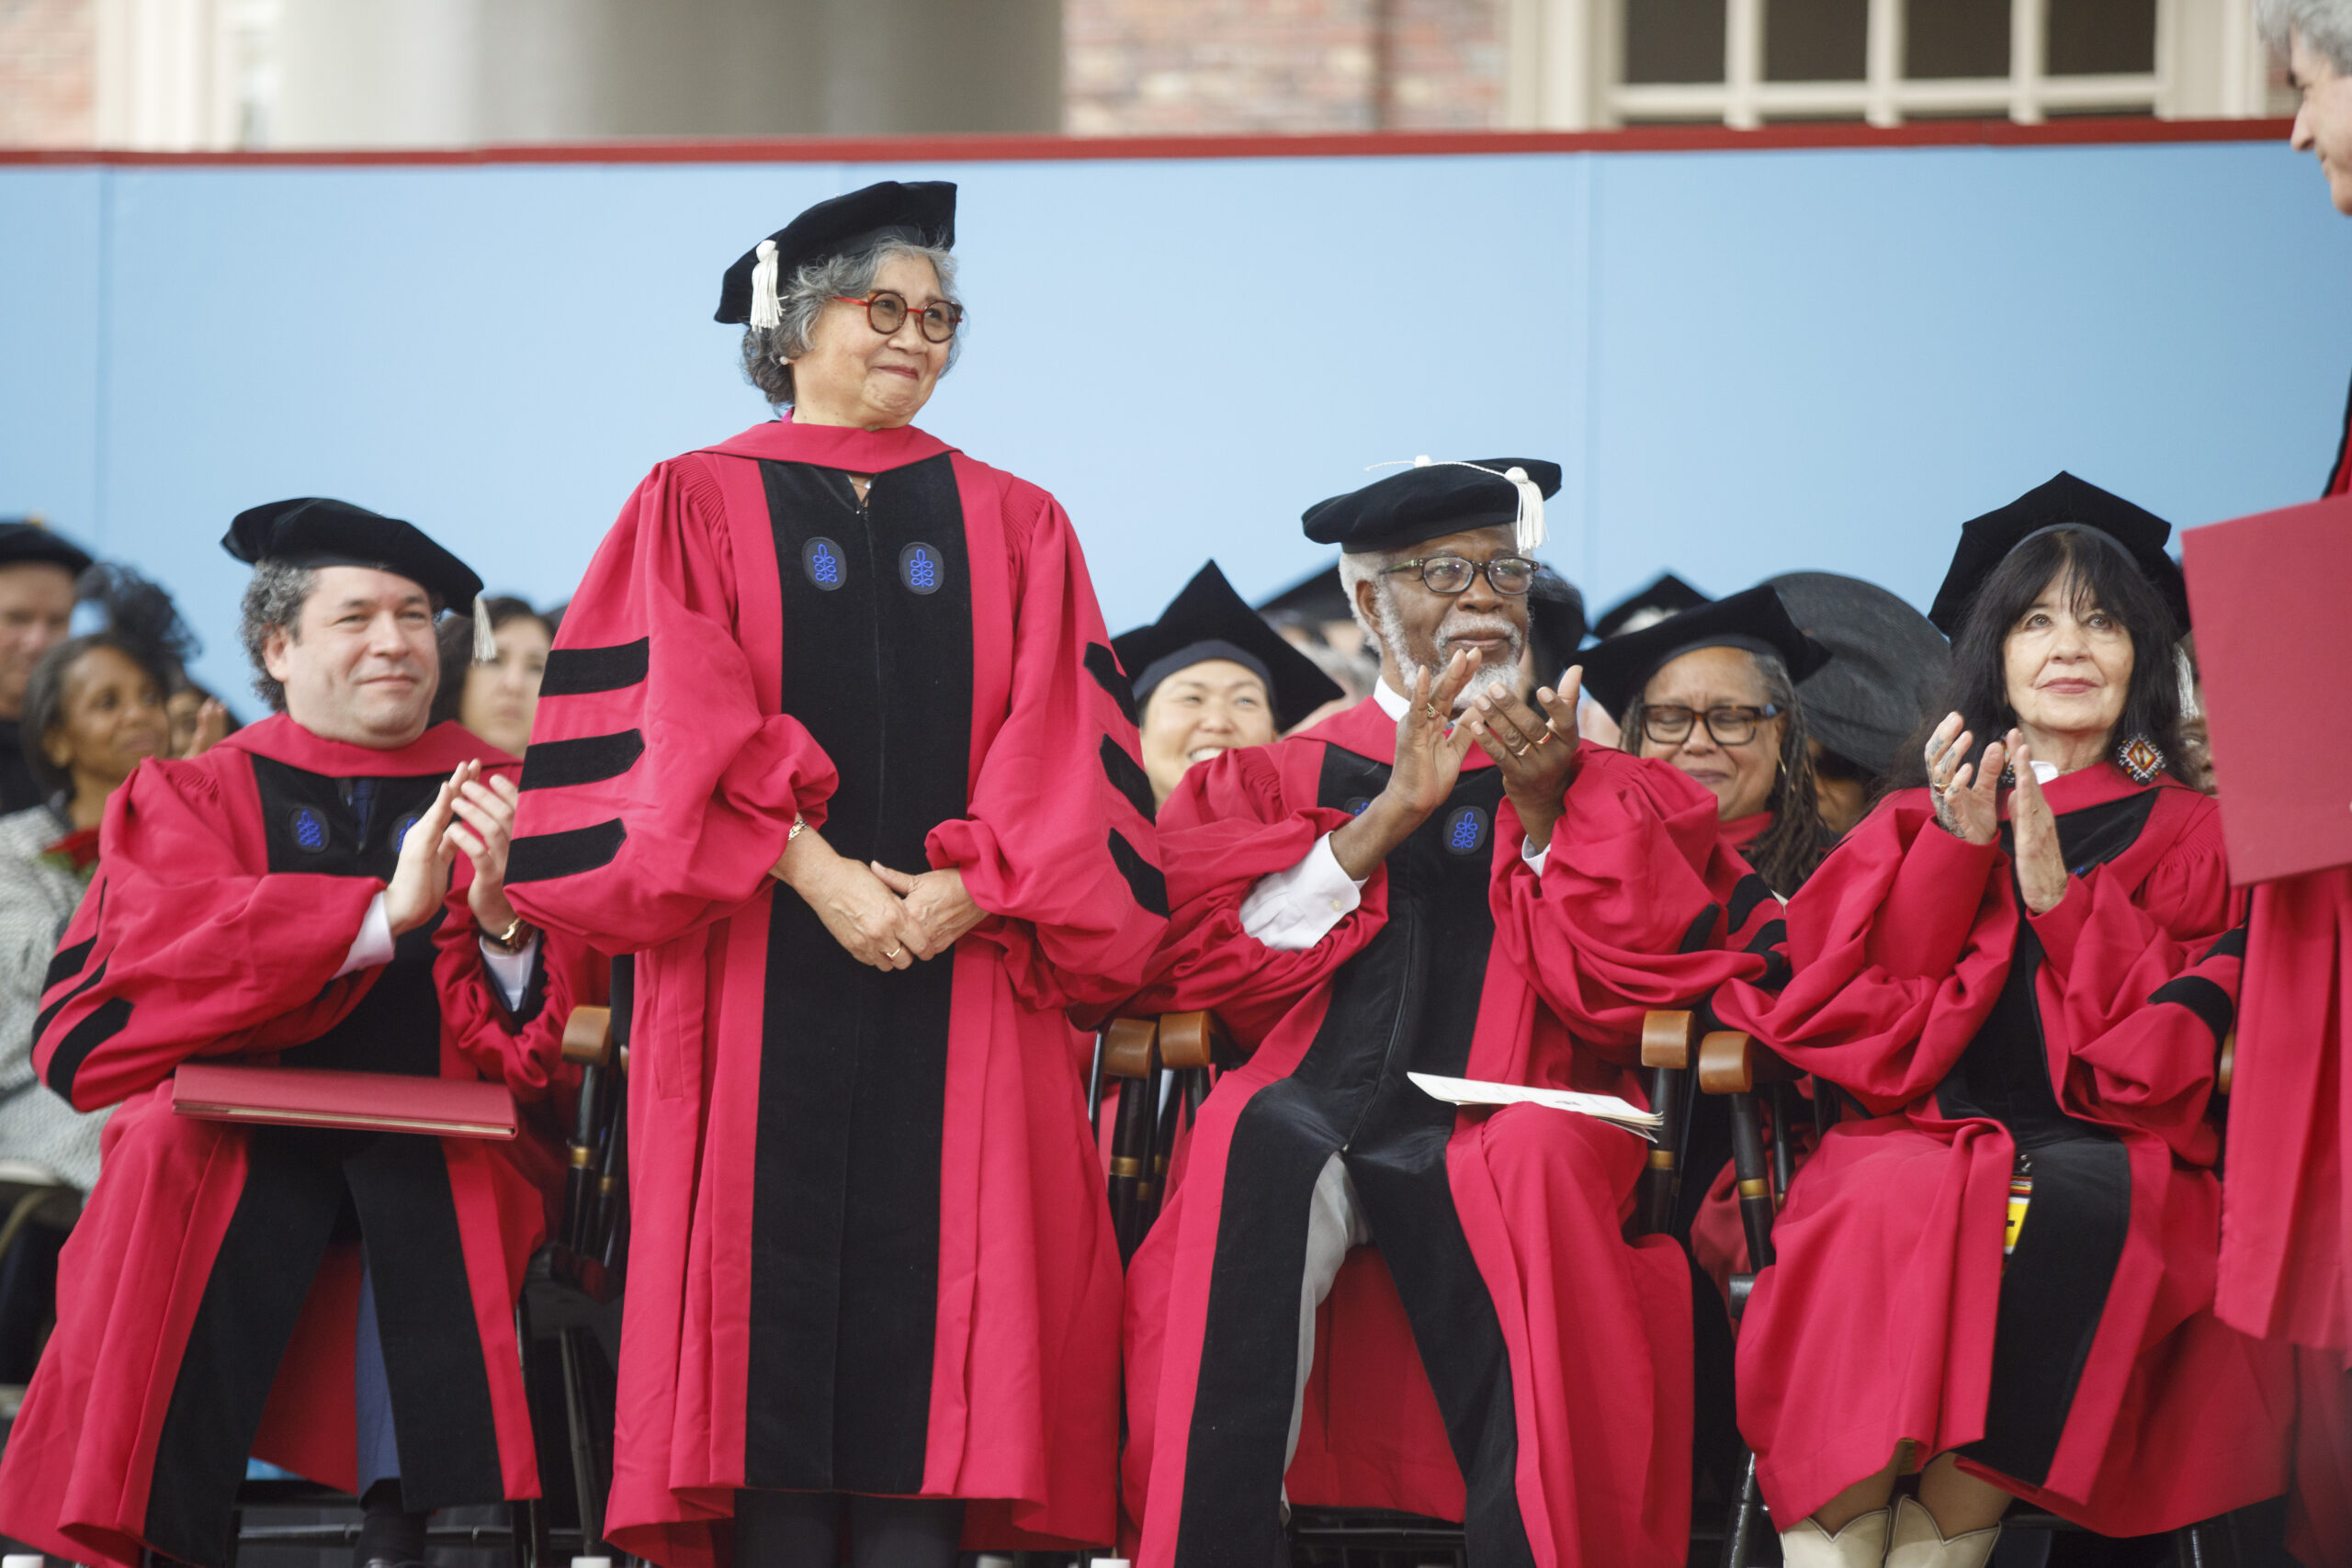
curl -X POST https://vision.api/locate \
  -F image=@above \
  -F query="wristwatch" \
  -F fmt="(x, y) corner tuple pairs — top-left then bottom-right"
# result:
(483, 913), (537, 953)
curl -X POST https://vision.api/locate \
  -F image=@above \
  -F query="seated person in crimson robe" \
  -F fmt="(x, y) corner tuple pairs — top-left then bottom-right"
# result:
(1707, 474), (2296, 1568)
(503, 179), (1165, 1568)
(0, 498), (577, 1568)
(1117, 458), (1777, 1568)
(1114, 560), (1344, 810)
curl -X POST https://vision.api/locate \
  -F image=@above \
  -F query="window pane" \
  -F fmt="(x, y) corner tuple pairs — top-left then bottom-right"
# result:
(1767, 0), (1868, 81)
(1905, 0), (2007, 78)
(2047, 0), (2156, 74)
(1624, 0), (1728, 84)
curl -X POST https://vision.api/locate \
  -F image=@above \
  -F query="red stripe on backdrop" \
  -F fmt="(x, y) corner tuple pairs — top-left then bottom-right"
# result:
(0, 117), (2294, 168)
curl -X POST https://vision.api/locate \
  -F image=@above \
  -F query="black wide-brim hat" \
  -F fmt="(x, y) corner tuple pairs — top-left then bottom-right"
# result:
(1766, 570), (1951, 778)
(0, 520), (93, 578)
(1303, 457), (1562, 555)
(1114, 561), (1343, 733)
(716, 180), (957, 325)
(223, 497), (483, 611)
(1577, 584), (1831, 718)
(1927, 471), (2187, 636)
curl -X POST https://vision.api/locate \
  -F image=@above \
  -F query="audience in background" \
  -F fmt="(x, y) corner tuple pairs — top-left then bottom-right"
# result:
(0, 524), (94, 815)
(434, 594), (553, 757)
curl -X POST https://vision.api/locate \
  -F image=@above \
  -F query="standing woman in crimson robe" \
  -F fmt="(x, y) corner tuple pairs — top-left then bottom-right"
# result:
(503, 181), (1164, 1568)
(1711, 474), (2294, 1567)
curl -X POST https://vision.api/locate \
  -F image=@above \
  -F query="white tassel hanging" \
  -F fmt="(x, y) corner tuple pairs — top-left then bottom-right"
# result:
(1503, 465), (1546, 554)
(472, 595), (498, 662)
(749, 238), (784, 330)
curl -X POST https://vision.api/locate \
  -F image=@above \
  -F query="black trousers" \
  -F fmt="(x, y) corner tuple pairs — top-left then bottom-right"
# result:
(732, 1490), (965, 1568)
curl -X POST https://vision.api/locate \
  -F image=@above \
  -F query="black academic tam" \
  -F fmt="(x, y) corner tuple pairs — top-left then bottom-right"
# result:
(1577, 584), (1830, 719)
(223, 497), (483, 611)
(1927, 471), (2187, 636)
(1303, 458), (1561, 555)
(1114, 561), (1343, 733)
(1591, 571), (1709, 640)
(717, 180), (958, 325)
(0, 521), (93, 578)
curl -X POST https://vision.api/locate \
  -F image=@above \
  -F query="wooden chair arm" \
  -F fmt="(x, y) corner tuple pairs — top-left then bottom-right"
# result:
(561, 1006), (614, 1067)
(2217, 1032), (2234, 1097)
(1696, 1030), (1799, 1096)
(1102, 1016), (1159, 1079)
(1157, 1010), (1231, 1071)
(1641, 1010), (1699, 1071)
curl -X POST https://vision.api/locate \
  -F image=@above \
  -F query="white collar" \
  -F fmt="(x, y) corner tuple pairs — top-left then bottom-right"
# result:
(1374, 678), (1411, 721)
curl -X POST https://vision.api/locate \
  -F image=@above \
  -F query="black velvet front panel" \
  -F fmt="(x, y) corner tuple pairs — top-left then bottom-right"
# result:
(1937, 787), (2160, 1485)
(1173, 748), (1533, 1568)
(745, 457), (974, 1494)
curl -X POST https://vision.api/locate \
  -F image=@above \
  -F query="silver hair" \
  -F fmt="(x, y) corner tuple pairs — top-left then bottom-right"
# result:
(2259, 0), (2352, 71)
(239, 560), (317, 712)
(739, 238), (963, 406)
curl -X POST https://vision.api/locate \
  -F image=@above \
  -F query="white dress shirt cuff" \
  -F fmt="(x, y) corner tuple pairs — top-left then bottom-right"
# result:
(1238, 833), (1367, 953)
(334, 893), (395, 978)
(1522, 837), (1550, 877)
(479, 935), (541, 1010)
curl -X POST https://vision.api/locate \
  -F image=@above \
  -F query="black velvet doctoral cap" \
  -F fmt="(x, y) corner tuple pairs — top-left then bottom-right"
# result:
(222, 497), (484, 610)
(1302, 458), (1562, 555)
(1114, 561), (1343, 732)
(0, 520), (92, 577)
(1766, 570), (1951, 779)
(1577, 584), (1831, 718)
(716, 180), (958, 324)
(1591, 571), (1710, 640)
(1927, 471), (2187, 636)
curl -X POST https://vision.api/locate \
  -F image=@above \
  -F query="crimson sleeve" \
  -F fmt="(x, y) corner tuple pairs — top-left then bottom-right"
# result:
(1488, 749), (1772, 1062)
(1097, 745), (1389, 1046)
(504, 457), (840, 950)
(2027, 798), (2243, 1160)
(923, 486), (1166, 1012)
(34, 758), (379, 1111)
(1708, 793), (2014, 1115)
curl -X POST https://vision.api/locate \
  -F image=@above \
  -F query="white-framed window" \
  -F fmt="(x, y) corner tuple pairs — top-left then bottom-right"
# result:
(1506, 0), (2282, 130)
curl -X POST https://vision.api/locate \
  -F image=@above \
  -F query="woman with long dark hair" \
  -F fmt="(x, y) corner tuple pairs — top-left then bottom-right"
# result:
(1713, 474), (2293, 1566)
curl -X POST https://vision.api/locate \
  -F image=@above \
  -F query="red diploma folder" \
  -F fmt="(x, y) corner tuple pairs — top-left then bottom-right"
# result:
(172, 1062), (519, 1140)
(2182, 494), (2352, 885)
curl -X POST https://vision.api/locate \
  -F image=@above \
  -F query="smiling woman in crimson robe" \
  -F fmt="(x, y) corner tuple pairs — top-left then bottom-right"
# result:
(1708, 474), (2295, 1568)
(503, 181), (1164, 1568)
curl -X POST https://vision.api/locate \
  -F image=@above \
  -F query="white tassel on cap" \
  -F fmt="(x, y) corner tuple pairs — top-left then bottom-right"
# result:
(472, 595), (498, 663)
(1365, 457), (1546, 552)
(749, 238), (784, 331)
(1502, 465), (1546, 554)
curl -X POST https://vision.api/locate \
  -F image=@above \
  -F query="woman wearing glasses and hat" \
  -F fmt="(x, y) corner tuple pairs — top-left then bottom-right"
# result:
(1707, 475), (2293, 1567)
(503, 182), (1164, 1568)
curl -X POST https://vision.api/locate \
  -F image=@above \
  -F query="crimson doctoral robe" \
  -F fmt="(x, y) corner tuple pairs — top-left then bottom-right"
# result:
(503, 418), (1162, 1568)
(0, 716), (572, 1568)
(1117, 706), (1775, 1568)
(1710, 768), (2296, 1536)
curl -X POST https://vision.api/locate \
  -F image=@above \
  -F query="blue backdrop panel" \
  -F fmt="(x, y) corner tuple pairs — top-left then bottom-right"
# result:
(0, 137), (2342, 711)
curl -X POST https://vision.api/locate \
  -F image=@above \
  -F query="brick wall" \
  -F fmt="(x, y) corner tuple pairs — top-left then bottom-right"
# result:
(1066, 0), (1505, 137)
(0, 0), (94, 147)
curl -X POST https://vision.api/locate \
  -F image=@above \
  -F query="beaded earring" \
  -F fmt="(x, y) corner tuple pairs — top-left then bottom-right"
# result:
(2114, 734), (2165, 785)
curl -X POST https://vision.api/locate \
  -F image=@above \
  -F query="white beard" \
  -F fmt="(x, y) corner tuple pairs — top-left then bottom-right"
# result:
(1377, 585), (1525, 713)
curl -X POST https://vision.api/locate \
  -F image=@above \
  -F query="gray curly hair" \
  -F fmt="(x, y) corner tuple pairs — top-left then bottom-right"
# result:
(240, 560), (316, 711)
(2260, 0), (2352, 71)
(739, 238), (963, 407)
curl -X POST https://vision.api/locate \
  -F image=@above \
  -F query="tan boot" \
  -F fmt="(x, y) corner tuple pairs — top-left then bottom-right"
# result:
(1883, 1495), (2001, 1568)
(1779, 1507), (1892, 1568)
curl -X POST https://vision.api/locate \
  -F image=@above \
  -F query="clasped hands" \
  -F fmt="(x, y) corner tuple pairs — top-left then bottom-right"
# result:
(1925, 712), (2069, 917)
(773, 824), (982, 973)
(382, 761), (527, 938)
